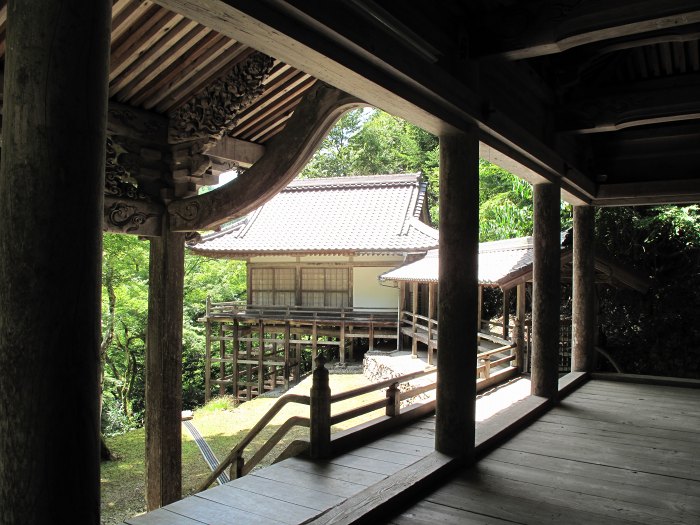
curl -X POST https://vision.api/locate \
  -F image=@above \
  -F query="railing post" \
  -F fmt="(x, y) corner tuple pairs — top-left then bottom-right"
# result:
(482, 358), (491, 379)
(230, 451), (244, 480)
(386, 382), (401, 416)
(310, 355), (331, 459)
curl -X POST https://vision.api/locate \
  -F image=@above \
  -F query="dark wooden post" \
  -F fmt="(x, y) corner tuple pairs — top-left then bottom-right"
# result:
(0, 2), (110, 523)
(397, 283), (406, 350)
(411, 281), (419, 357)
(435, 128), (479, 459)
(502, 288), (510, 339)
(477, 285), (483, 332)
(531, 183), (561, 399)
(309, 355), (331, 459)
(427, 282), (436, 364)
(146, 228), (186, 509)
(386, 383), (401, 416)
(572, 205), (595, 373)
(515, 283), (527, 370)
(205, 318), (212, 403)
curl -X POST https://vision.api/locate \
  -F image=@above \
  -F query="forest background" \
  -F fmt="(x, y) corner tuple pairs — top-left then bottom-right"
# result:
(101, 108), (700, 437)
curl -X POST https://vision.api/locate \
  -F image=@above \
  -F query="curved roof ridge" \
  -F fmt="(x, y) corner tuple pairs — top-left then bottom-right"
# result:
(287, 173), (421, 190)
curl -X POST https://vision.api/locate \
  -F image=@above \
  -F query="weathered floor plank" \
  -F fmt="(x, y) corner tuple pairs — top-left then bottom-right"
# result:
(383, 380), (700, 525)
(278, 456), (389, 485)
(196, 484), (321, 524)
(252, 462), (371, 498)
(127, 379), (699, 525)
(389, 500), (517, 525)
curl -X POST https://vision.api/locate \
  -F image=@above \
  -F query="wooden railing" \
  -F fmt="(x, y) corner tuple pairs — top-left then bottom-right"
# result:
(399, 310), (438, 362)
(197, 356), (437, 492)
(206, 299), (398, 323)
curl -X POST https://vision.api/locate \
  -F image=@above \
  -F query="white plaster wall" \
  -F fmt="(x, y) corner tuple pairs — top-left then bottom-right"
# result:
(353, 266), (400, 308)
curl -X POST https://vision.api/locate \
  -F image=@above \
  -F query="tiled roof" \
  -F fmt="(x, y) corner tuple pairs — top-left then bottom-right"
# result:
(189, 173), (439, 256)
(380, 236), (551, 287)
(380, 233), (649, 292)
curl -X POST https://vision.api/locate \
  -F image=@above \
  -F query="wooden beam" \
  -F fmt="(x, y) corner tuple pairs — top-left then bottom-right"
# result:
(107, 100), (168, 144)
(0, 1), (111, 522)
(206, 136), (265, 169)
(572, 206), (596, 373)
(436, 127), (479, 459)
(558, 76), (700, 134)
(103, 196), (164, 237)
(594, 179), (700, 206)
(531, 183), (561, 400)
(472, 0), (700, 60)
(146, 228), (186, 509)
(154, 0), (597, 204)
(168, 82), (363, 231)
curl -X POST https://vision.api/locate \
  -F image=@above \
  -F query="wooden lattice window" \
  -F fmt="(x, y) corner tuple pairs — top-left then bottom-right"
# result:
(301, 267), (349, 307)
(250, 267), (296, 306)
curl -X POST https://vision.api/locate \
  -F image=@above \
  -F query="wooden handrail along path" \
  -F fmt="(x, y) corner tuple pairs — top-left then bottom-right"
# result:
(197, 356), (438, 492)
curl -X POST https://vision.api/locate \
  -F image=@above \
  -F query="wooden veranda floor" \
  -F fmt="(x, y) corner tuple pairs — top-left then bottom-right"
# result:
(126, 377), (700, 524)
(387, 379), (700, 525)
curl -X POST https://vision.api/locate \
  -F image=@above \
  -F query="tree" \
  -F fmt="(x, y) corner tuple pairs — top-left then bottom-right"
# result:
(595, 205), (700, 378)
(100, 234), (247, 435)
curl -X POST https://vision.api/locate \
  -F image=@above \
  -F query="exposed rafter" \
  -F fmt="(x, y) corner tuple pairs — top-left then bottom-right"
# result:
(558, 75), (700, 133)
(470, 0), (700, 60)
(168, 82), (364, 231)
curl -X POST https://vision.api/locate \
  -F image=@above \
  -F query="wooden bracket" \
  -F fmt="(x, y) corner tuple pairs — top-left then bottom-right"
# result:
(168, 82), (364, 231)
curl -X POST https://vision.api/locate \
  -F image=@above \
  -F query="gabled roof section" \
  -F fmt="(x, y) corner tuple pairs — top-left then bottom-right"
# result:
(381, 234), (649, 293)
(189, 173), (439, 257)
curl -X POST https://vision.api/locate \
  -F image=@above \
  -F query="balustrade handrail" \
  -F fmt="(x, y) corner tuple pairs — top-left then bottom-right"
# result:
(197, 363), (438, 492)
(197, 393), (310, 490)
(206, 303), (399, 324)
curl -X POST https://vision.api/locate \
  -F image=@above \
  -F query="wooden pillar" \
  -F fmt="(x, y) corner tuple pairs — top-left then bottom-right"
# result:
(435, 128), (478, 459)
(0, 2), (110, 523)
(233, 319), (240, 393)
(258, 320), (265, 394)
(309, 355), (331, 459)
(531, 183), (561, 399)
(502, 288), (510, 339)
(477, 285), (483, 332)
(427, 282), (436, 364)
(205, 321), (212, 403)
(146, 228), (186, 509)
(397, 283), (406, 350)
(572, 205), (595, 372)
(515, 283), (527, 371)
(219, 325), (227, 395)
(411, 281), (418, 357)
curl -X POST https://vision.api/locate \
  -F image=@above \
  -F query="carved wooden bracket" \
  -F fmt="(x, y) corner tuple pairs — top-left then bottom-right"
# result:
(167, 52), (275, 144)
(167, 82), (364, 232)
(104, 196), (164, 237)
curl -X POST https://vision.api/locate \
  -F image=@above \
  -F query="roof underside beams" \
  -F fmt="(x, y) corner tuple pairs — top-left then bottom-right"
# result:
(153, 0), (596, 205)
(154, 0), (700, 207)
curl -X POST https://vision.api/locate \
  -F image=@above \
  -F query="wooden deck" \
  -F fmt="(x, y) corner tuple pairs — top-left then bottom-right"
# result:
(388, 379), (700, 524)
(126, 377), (700, 524)
(126, 419), (437, 524)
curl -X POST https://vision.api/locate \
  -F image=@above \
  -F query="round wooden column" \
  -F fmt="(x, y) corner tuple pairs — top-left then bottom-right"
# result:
(435, 128), (479, 459)
(531, 183), (561, 399)
(0, 1), (111, 523)
(146, 227), (186, 509)
(572, 205), (595, 372)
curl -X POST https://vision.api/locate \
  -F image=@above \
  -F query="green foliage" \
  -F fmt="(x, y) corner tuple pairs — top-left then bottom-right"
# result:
(301, 108), (440, 221)
(595, 205), (700, 378)
(100, 234), (247, 434)
(478, 159), (572, 241)
(199, 395), (239, 413)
